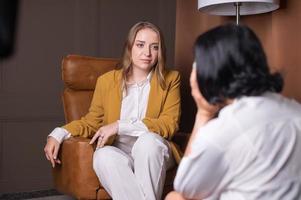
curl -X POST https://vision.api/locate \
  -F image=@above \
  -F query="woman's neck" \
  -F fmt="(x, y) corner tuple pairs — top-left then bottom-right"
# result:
(128, 68), (151, 83)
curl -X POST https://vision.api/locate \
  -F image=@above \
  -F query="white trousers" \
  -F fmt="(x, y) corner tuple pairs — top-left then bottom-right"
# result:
(93, 132), (175, 200)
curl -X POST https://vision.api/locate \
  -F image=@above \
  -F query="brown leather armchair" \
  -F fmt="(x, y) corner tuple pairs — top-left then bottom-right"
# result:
(52, 55), (188, 200)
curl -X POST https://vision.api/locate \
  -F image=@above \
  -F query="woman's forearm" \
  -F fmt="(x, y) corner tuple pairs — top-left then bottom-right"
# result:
(184, 110), (212, 156)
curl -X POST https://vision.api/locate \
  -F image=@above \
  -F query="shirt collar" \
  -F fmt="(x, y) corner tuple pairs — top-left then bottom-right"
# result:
(126, 71), (153, 87)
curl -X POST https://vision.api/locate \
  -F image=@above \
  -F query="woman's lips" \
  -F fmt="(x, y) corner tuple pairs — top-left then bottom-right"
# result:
(141, 59), (151, 63)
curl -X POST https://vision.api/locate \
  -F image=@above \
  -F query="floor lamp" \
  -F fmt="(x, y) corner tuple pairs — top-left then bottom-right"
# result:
(198, 0), (280, 25)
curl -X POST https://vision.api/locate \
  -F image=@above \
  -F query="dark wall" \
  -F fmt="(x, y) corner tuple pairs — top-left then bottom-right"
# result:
(0, 0), (176, 193)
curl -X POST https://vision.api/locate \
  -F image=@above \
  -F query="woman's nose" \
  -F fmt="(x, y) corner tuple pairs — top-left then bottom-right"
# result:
(143, 46), (151, 56)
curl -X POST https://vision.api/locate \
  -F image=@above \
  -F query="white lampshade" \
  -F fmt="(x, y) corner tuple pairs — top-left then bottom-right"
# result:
(198, 0), (280, 16)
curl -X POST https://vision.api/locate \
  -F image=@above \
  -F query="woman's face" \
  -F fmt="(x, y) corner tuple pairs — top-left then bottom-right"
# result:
(131, 28), (159, 73)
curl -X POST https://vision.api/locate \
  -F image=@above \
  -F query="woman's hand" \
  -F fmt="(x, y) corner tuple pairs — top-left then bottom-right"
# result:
(190, 67), (220, 123)
(184, 67), (222, 156)
(44, 137), (61, 168)
(165, 191), (189, 200)
(89, 121), (119, 149)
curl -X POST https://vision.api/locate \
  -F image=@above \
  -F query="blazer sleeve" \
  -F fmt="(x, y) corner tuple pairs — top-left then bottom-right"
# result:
(143, 71), (181, 140)
(62, 76), (105, 138)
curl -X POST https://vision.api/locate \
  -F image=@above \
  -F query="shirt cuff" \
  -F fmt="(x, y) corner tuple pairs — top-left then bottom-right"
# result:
(48, 127), (71, 144)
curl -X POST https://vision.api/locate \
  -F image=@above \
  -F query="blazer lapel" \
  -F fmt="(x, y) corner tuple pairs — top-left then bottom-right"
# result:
(146, 74), (163, 118)
(108, 70), (122, 122)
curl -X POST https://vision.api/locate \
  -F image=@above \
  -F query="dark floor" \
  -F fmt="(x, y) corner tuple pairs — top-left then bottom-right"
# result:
(0, 190), (75, 200)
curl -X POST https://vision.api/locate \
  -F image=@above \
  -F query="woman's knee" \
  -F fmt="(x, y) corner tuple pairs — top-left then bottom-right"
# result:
(132, 133), (169, 159)
(93, 146), (116, 171)
(93, 146), (132, 172)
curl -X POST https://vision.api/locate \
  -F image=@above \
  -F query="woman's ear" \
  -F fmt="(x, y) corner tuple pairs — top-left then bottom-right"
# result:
(190, 67), (220, 117)
(190, 67), (201, 103)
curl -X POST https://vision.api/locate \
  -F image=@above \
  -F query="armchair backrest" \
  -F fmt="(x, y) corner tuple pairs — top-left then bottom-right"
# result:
(61, 55), (119, 123)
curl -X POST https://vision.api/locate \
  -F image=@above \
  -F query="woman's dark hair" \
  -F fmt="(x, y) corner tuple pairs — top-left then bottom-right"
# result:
(194, 23), (283, 105)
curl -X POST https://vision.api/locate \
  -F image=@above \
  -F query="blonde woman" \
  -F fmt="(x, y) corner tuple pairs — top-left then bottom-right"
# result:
(44, 21), (181, 200)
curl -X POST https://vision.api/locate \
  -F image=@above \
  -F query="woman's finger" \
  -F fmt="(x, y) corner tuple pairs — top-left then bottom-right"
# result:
(96, 134), (105, 149)
(99, 135), (108, 148)
(44, 149), (51, 161)
(53, 144), (59, 160)
(89, 132), (100, 144)
(52, 145), (61, 164)
(44, 145), (55, 167)
(47, 148), (55, 168)
(55, 159), (61, 164)
(96, 138), (101, 149)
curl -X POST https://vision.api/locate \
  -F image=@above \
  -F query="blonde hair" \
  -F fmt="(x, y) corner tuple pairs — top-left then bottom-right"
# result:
(119, 21), (167, 90)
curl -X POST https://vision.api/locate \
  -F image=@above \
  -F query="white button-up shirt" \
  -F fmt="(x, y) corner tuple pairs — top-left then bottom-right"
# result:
(174, 92), (301, 200)
(49, 73), (151, 143)
(117, 73), (151, 136)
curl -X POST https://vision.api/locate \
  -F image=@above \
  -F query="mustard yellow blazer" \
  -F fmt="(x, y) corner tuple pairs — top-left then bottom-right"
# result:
(63, 69), (182, 162)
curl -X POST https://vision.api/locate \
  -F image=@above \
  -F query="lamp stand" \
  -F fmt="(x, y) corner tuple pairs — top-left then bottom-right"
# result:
(235, 2), (242, 25)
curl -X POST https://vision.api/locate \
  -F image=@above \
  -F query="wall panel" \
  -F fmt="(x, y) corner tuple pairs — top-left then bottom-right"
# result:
(175, 0), (301, 132)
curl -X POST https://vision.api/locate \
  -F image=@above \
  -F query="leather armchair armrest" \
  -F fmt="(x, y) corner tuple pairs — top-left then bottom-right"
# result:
(52, 137), (101, 199)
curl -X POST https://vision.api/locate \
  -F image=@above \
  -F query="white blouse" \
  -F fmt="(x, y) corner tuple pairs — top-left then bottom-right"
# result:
(174, 93), (301, 200)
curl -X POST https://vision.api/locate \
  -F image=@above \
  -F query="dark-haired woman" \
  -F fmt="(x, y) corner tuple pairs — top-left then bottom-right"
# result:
(166, 24), (301, 200)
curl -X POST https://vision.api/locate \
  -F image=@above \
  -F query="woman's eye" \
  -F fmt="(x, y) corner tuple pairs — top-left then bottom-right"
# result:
(136, 43), (144, 48)
(152, 45), (159, 50)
